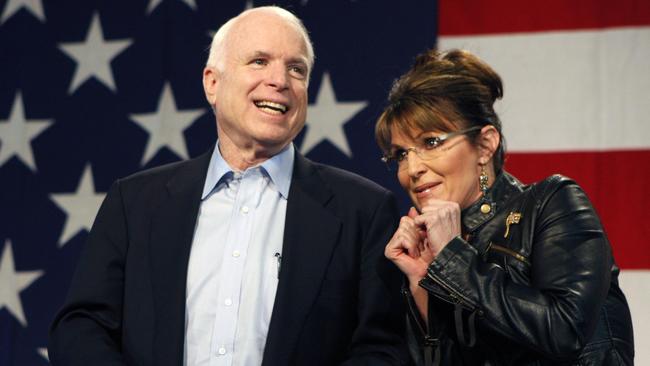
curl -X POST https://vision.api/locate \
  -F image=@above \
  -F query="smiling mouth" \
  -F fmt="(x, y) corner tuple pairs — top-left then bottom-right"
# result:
(414, 182), (439, 194)
(254, 100), (288, 115)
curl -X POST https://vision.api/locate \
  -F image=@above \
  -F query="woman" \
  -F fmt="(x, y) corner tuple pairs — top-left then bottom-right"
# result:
(376, 49), (634, 365)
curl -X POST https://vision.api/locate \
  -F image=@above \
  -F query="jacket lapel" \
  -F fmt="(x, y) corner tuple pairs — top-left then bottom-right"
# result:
(262, 154), (342, 365)
(149, 150), (212, 366)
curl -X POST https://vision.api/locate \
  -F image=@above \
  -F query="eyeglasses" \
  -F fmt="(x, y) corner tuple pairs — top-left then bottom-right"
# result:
(381, 126), (482, 170)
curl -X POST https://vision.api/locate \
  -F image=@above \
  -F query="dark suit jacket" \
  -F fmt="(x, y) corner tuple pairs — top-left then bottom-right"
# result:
(49, 149), (410, 366)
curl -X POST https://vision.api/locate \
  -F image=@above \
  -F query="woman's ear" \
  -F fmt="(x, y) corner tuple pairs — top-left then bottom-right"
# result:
(477, 125), (500, 164)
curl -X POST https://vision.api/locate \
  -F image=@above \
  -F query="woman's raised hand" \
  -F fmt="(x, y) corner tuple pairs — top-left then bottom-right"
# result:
(414, 199), (461, 258)
(385, 207), (434, 282)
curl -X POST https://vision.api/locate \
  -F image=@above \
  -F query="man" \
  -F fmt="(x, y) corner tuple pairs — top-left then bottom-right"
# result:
(49, 6), (408, 366)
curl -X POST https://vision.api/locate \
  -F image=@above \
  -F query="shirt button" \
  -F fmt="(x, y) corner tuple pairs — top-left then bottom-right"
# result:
(224, 298), (232, 306)
(232, 250), (240, 258)
(217, 347), (226, 355)
(241, 206), (249, 214)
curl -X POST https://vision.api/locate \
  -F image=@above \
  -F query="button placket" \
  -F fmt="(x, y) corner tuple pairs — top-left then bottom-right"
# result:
(211, 169), (264, 363)
(210, 172), (248, 362)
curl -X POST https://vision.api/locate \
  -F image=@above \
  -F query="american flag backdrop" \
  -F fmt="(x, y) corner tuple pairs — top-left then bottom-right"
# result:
(0, 0), (647, 365)
(436, 0), (650, 363)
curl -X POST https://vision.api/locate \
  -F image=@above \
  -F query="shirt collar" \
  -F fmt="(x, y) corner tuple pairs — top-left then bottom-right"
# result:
(202, 142), (295, 200)
(259, 144), (294, 199)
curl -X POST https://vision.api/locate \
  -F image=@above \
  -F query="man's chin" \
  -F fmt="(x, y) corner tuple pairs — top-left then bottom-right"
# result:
(250, 138), (291, 156)
(254, 128), (302, 148)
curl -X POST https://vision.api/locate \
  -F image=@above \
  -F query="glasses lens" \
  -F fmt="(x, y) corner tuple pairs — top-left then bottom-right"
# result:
(385, 126), (483, 170)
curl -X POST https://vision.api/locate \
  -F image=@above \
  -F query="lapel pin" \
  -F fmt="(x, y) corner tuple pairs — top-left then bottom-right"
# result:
(504, 212), (522, 238)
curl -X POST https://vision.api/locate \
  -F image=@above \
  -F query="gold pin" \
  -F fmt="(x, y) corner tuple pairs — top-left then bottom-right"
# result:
(480, 203), (491, 214)
(504, 212), (522, 238)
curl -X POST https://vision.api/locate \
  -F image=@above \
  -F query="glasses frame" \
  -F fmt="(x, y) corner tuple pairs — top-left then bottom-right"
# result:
(380, 126), (483, 167)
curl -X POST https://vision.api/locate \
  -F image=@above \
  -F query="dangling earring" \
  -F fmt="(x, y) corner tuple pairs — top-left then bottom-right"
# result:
(479, 165), (489, 198)
(479, 165), (491, 214)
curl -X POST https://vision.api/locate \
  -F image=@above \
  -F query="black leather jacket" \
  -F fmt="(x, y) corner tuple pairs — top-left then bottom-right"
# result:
(406, 172), (634, 365)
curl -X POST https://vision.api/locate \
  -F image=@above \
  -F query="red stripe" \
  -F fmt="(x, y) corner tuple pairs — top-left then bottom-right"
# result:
(439, 0), (650, 35)
(506, 150), (650, 269)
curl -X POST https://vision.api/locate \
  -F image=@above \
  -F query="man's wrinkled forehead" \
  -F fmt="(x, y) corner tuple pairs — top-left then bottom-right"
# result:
(225, 11), (310, 65)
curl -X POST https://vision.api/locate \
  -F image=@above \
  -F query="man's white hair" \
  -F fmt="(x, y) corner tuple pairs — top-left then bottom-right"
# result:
(206, 6), (315, 73)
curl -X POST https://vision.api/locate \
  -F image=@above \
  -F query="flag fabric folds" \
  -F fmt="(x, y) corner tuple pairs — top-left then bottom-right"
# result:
(437, 0), (650, 363)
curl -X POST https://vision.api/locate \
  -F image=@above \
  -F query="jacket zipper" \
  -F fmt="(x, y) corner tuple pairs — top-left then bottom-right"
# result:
(488, 242), (530, 265)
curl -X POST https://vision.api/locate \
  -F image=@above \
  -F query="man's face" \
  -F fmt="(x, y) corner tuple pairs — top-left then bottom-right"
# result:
(206, 13), (310, 155)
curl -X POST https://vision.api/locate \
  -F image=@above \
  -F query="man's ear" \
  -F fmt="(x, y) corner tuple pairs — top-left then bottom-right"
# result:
(477, 125), (500, 164)
(203, 67), (219, 106)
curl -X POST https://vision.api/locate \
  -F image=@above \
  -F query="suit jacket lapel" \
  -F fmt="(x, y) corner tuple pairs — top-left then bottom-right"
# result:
(149, 150), (212, 366)
(263, 154), (342, 365)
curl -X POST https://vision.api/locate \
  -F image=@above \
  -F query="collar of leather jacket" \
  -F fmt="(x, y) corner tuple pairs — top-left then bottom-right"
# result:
(461, 171), (525, 232)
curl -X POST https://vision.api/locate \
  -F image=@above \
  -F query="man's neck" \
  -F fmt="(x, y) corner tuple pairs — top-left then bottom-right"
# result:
(217, 137), (286, 171)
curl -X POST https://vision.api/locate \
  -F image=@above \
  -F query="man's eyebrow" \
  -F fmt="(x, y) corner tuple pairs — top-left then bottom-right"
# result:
(287, 56), (308, 66)
(248, 50), (272, 59)
(246, 51), (307, 64)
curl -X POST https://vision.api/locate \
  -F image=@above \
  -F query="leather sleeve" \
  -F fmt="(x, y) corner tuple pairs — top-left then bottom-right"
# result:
(48, 181), (128, 366)
(419, 177), (612, 361)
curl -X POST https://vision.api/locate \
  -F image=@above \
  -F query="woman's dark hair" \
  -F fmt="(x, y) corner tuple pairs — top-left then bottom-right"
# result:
(375, 49), (506, 173)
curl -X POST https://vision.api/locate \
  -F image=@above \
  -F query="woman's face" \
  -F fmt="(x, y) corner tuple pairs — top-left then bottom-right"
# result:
(390, 125), (484, 211)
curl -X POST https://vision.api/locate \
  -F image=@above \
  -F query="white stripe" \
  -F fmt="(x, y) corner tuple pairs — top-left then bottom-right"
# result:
(439, 27), (650, 152)
(617, 270), (649, 364)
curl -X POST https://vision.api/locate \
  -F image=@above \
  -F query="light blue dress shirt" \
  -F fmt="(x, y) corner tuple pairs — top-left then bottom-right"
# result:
(183, 143), (294, 366)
